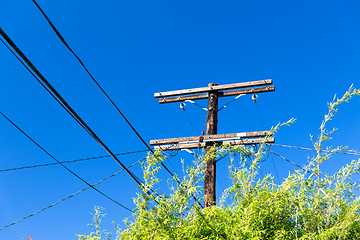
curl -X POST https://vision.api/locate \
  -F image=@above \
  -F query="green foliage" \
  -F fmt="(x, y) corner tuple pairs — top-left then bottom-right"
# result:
(79, 86), (360, 239)
(77, 207), (112, 240)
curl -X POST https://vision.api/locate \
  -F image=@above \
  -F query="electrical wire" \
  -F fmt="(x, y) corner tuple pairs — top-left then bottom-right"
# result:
(253, 98), (280, 182)
(254, 101), (266, 130)
(268, 146), (281, 183)
(0, 35), (91, 136)
(0, 158), (144, 231)
(182, 108), (197, 136)
(28, 2), (203, 207)
(218, 94), (245, 111)
(1, 112), (133, 212)
(267, 148), (311, 173)
(270, 143), (359, 156)
(30, 0), (147, 153)
(0, 150), (147, 173)
(185, 100), (208, 111)
(0, 27), (149, 198)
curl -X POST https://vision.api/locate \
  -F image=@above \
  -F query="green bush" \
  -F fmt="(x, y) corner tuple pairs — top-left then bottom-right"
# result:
(79, 86), (360, 240)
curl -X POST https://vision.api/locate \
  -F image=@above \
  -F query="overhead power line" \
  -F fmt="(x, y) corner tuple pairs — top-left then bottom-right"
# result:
(29, 2), (203, 207)
(267, 148), (311, 173)
(0, 112), (133, 212)
(0, 27), (149, 197)
(0, 149), (147, 173)
(0, 158), (145, 232)
(252, 97), (280, 183)
(270, 143), (359, 156)
(29, 0), (153, 157)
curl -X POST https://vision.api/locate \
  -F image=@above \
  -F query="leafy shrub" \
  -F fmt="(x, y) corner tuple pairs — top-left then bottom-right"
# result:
(79, 86), (360, 240)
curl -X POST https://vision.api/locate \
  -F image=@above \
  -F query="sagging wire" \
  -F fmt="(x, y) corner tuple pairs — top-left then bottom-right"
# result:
(218, 94), (245, 111)
(267, 147), (312, 174)
(0, 158), (145, 231)
(178, 101), (207, 159)
(184, 100), (208, 112)
(270, 143), (359, 156)
(252, 93), (280, 183)
(180, 102), (197, 135)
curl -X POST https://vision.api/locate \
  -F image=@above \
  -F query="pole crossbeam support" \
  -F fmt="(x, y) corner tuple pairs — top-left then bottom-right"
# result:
(154, 137), (275, 151)
(150, 130), (271, 146)
(158, 86), (274, 104)
(155, 79), (272, 98)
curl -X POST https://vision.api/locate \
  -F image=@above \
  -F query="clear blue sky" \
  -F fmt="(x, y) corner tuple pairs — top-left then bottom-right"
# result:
(1, 0), (360, 239)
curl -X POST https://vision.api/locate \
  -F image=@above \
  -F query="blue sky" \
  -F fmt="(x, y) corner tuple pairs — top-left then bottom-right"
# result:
(1, 0), (360, 239)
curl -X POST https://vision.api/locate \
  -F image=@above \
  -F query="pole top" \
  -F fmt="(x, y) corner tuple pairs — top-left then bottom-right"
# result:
(208, 83), (218, 87)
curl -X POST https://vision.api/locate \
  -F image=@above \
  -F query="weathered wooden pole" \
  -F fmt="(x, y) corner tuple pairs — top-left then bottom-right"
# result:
(151, 79), (275, 208)
(204, 83), (218, 207)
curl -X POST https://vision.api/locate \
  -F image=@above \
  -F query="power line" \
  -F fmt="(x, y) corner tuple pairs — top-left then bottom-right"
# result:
(267, 148), (311, 173)
(270, 143), (359, 156)
(182, 108), (197, 136)
(253, 98), (280, 183)
(0, 27), (147, 196)
(0, 31), (94, 137)
(0, 150), (147, 173)
(268, 146), (281, 183)
(218, 94), (245, 111)
(28, 2), (202, 207)
(29, 0), (162, 168)
(0, 112), (133, 212)
(0, 158), (145, 232)
(254, 100), (266, 130)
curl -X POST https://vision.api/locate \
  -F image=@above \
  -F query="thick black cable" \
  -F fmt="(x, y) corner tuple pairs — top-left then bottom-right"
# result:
(0, 33), (94, 138)
(30, 0), (152, 157)
(0, 27), (146, 193)
(0, 150), (147, 173)
(0, 112), (133, 212)
(29, 3), (203, 207)
(0, 158), (144, 231)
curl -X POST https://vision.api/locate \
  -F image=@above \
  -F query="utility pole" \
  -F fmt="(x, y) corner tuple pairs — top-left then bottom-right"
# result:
(151, 79), (275, 207)
(204, 83), (218, 207)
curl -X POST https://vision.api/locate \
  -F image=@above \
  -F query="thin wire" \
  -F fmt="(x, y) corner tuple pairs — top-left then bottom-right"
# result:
(253, 99), (280, 183)
(28, 4), (203, 206)
(0, 150), (147, 173)
(31, 0), (149, 153)
(218, 94), (245, 111)
(1, 112), (134, 211)
(0, 158), (144, 231)
(269, 147), (280, 183)
(270, 143), (359, 156)
(185, 100), (208, 111)
(165, 154), (178, 177)
(254, 101), (266, 130)
(182, 108), (197, 136)
(214, 153), (228, 193)
(0, 27), (148, 197)
(267, 148), (311, 173)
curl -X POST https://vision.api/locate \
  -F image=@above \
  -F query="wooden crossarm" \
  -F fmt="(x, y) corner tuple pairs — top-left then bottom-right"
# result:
(150, 130), (271, 146)
(158, 86), (274, 104)
(154, 137), (275, 151)
(154, 79), (272, 98)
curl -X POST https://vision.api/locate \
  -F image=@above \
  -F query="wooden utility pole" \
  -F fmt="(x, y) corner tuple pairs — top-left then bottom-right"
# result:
(151, 79), (275, 207)
(204, 83), (218, 207)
